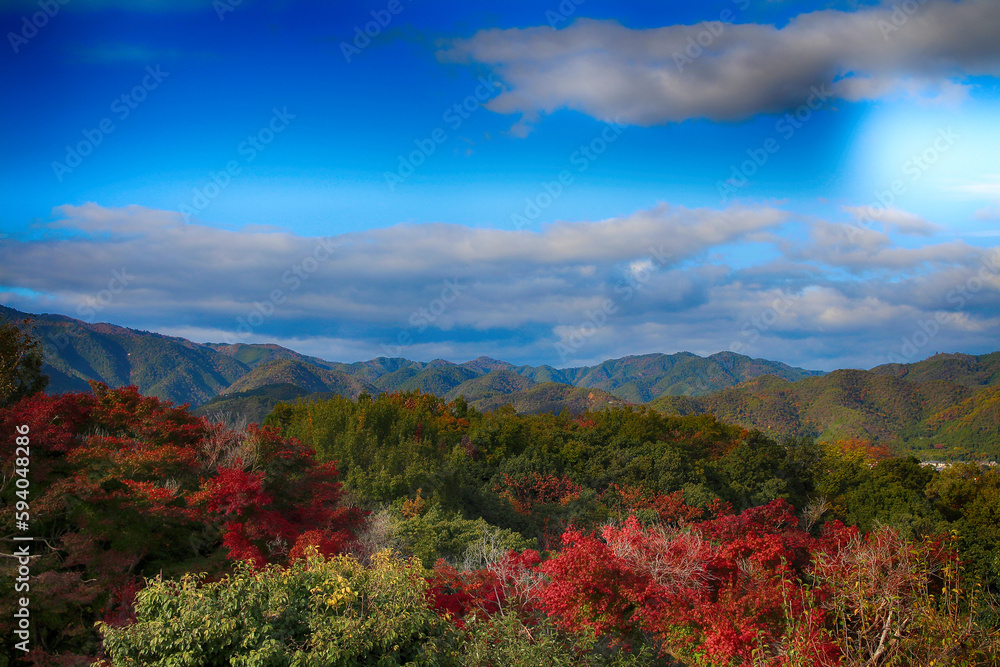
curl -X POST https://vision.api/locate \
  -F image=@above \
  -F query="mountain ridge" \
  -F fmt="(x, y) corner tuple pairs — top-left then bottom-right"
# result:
(2, 304), (825, 406)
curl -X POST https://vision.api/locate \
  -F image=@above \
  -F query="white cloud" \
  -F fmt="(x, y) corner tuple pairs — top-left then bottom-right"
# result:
(439, 0), (1000, 127)
(843, 205), (943, 236)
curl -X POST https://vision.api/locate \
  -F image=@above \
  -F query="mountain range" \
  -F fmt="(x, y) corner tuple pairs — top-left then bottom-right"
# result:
(1, 304), (821, 405)
(3, 305), (997, 456)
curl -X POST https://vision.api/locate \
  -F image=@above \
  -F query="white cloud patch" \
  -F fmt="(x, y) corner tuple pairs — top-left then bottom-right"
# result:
(844, 205), (943, 236)
(438, 0), (1000, 127)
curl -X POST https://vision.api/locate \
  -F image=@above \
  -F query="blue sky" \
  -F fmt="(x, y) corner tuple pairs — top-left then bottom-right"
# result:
(1, 0), (999, 370)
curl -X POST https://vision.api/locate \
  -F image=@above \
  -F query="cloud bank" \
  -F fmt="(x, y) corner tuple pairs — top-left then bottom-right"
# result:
(2, 203), (998, 370)
(439, 0), (1000, 129)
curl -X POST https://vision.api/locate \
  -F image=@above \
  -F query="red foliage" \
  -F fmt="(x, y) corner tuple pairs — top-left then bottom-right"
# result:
(493, 472), (582, 516)
(101, 576), (143, 628)
(601, 485), (731, 527)
(0, 383), (365, 661)
(426, 562), (505, 627)
(539, 503), (845, 664)
(426, 549), (542, 627)
(0, 390), (93, 455)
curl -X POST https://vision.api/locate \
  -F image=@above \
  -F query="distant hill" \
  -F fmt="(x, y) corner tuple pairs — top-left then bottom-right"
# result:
(4, 305), (997, 451)
(567, 351), (825, 402)
(369, 364), (480, 395)
(469, 382), (625, 415)
(2, 305), (248, 406)
(193, 383), (312, 424)
(222, 359), (375, 398)
(204, 342), (339, 370)
(650, 355), (1000, 456)
(871, 352), (1000, 388)
(459, 356), (517, 374)
(446, 370), (537, 402)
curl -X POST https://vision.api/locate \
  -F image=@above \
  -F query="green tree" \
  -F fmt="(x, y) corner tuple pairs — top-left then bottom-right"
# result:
(0, 317), (48, 407)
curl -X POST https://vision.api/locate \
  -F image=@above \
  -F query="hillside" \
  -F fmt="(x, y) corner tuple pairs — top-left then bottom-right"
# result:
(369, 363), (480, 395)
(469, 382), (625, 415)
(446, 369), (537, 402)
(193, 383), (312, 424)
(221, 358), (376, 398)
(650, 363), (999, 456)
(204, 342), (339, 370)
(2, 305), (249, 405)
(871, 351), (1000, 388)
(568, 351), (825, 402)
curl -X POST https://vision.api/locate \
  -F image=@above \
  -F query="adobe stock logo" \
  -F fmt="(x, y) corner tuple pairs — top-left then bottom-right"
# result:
(8, 0), (70, 54)
(340, 0), (412, 63)
(179, 107), (295, 222)
(51, 66), (170, 182)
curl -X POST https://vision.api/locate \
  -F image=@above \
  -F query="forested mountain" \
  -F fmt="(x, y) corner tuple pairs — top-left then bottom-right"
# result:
(467, 382), (625, 415)
(871, 351), (1000, 387)
(204, 341), (342, 370)
(555, 351), (825, 402)
(1, 305), (823, 407)
(1, 305), (248, 405)
(445, 369), (537, 402)
(192, 383), (361, 425)
(221, 358), (376, 397)
(651, 365), (1000, 456)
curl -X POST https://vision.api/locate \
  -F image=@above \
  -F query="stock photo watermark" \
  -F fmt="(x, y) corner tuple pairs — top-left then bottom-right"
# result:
(729, 289), (801, 354)
(845, 127), (958, 243)
(340, 0), (412, 62)
(51, 65), (169, 182)
(381, 278), (466, 357)
(223, 237), (339, 344)
(672, 0), (749, 71)
(554, 245), (672, 363)
(214, 0), (245, 21)
(41, 268), (134, 358)
(883, 249), (1000, 365)
(545, 0), (585, 29)
(510, 117), (625, 230)
(384, 76), (499, 191)
(179, 107), (295, 222)
(877, 0), (929, 40)
(717, 83), (833, 201)
(7, 0), (69, 53)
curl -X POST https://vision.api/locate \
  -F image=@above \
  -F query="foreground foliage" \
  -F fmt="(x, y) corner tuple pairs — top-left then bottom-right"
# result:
(0, 384), (362, 664)
(101, 549), (655, 667)
(99, 508), (1000, 666)
(3, 382), (1000, 665)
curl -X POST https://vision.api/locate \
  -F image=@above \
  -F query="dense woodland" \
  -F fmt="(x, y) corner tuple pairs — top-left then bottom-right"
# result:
(2, 319), (1000, 665)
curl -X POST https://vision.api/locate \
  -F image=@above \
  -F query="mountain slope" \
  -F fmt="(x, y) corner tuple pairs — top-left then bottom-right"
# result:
(0, 305), (833, 411)
(570, 351), (826, 402)
(650, 366), (997, 455)
(221, 359), (376, 398)
(2, 305), (249, 406)
(446, 370), (537, 402)
(204, 342), (339, 370)
(870, 352), (1000, 388)
(469, 382), (625, 415)
(369, 364), (479, 395)
(193, 383), (312, 424)
(459, 356), (517, 374)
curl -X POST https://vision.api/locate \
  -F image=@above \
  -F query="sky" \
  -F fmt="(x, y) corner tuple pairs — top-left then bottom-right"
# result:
(1, 0), (999, 371)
